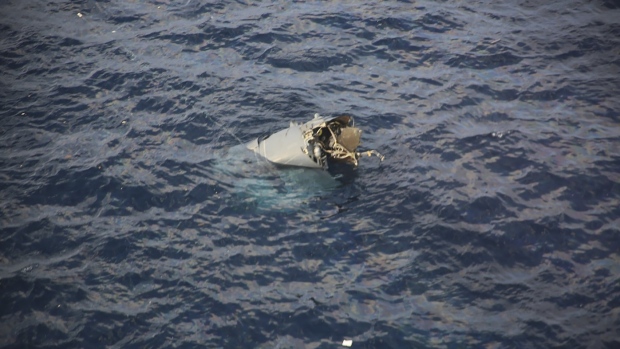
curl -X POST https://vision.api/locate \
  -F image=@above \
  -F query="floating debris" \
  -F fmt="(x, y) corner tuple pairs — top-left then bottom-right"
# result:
(247, 113), (384, 170)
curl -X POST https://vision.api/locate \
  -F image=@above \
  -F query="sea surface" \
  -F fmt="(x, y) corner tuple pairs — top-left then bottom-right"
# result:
(1, 0), (619, 348)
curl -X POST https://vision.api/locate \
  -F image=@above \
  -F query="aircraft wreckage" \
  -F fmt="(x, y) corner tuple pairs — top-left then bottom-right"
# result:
(246, 113), (384, 170)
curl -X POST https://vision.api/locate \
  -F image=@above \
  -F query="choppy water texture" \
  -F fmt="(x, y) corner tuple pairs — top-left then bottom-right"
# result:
(1, 0), (620, 348)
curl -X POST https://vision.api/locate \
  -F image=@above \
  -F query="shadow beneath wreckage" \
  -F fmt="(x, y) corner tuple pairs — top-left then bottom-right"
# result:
(211, 143), (346, 215)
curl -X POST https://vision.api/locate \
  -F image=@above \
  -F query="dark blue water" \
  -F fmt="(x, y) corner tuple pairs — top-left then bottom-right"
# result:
(1, 0), (619, 348)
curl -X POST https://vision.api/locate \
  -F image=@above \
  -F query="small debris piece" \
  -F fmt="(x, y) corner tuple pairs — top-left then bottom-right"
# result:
(77, 13), (83, 18)
(342, 339), (353, 347)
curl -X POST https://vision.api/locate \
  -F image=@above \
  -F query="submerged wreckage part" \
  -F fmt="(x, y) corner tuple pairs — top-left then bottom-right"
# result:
(246, 113), (384, 169)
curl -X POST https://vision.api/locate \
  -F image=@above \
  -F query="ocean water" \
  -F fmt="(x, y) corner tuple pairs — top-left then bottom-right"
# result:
(1, 0), (619, 348)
